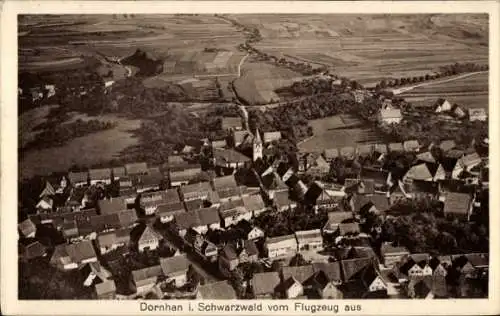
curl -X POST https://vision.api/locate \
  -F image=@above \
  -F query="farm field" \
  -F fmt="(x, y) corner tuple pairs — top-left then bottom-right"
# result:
(230, 14), (488, 86)
(401, 71), (488, 109)
(298, 114), (384, 153)
(233, 61), (303, 105)
(20, 113), (143, 179)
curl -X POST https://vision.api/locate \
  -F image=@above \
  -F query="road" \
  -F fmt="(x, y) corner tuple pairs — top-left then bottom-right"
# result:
(391, 71), (488, 95)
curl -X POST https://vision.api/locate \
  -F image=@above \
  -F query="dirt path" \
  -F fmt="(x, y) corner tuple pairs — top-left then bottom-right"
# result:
(391, 71), (488, 95)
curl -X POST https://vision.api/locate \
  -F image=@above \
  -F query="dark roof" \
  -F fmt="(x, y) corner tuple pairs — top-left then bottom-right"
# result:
(380, 243), (410, 257)
(98, 197), (127, 215)
(341, 258), (375, 282)
(89, 168), (111, 181)
(90, 214), (121, 233)
(252, 272), (280, 296)
(131, 265), (163, 283)
(282, 265), (315, 284)
(164, 189), (181, 203)
(180, 182), (212, 196)
(68, 171), (88, 184)
(156, 202), (185, 217)
(339, 223), (361, 235)
(221, 117), (242, 130)
(175, 211), (201, 230)
(465, 253), (488, 268)
(443, 192), (472, 215)
(439, 140), (456, 152)
(197, 207), (220, 226)
(352, 194), (390, 214)
(24, 241), (47, 260)
(217, 187), (243, 200)
(95, 280), (116, 296)
(406, 179), (440, 195)
(125, 162), (148, 175)
(198, 281), (237, 299)
(242, 194), (265, 212)
(312, 262), (343, 283)
(184, 199), (204, 212)
(361, 167), (389, 185)
(56, 240), (96, 263)
(213, 148), (250, 165)
(388, 143), (404, 152)
(213, 175), (238, 190)
(97, 228), (132, 248)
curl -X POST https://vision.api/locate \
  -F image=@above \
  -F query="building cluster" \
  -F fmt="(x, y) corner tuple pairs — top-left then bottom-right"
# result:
(18, 106), (488, 300)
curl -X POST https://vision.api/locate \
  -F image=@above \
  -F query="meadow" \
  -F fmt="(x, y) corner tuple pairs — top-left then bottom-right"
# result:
(400, 71), (488, 109)
(298, 114), (383, 153)
(20, 112), (143, 179)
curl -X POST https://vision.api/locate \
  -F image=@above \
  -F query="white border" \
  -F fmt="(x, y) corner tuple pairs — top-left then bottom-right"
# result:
(2, 1), (499, 315)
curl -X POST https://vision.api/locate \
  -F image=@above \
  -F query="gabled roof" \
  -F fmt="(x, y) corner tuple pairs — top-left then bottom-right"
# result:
(138, 226), (163, 244)
(339, 223), (361, 235)
(213, 175), (238, 191)
(252, 272), (280, 296)
(403, 140), (420, 152)
(198, 281), (237, 299)
(217, 187), (243, 200)
(197, 207), (220, 226)
(68, 171), (88, 184)
(443, 192), (472, 215)
(357, 144), (374, 156)
(98, 197), (127, 215)
(406, 179), (440, 195)
(341, 258), (374, 282)
(24, 241), (47, 260)
(180, 182), (212, 196)
(95, 280), (116, 296)
(164, 189), (181, 203)
(312, 262), (343, 283)
(156, 202), (185, 217)
(175, 211), (201, 230)
(324, 148), (339, 160)
(340, 146), (356, 159)
(388, 142), (404, 152)
(184, 199), (204, 212)
(458, 152), (481, 169)
(124, 162), (148, 175)
(131, 265), (163, 283)
(221, 116), (242, 130)
(273, 190), (295, 207)
(360, 264), (385, 289)
(405, 163), (433, 181)
(295, 229), (322, 241)
(373, 143), (388, 154)
(380, 243), (409, 257)
(416, 151), (436, 164)
(468, 107), (487, 117)
(282, 265), (315, 284)
(211, 139), (227, 148)
(39, 181), (56, 198)
(379, 108), (402, 119)
(266, 234), (297, 246)
(352, 194), (390, 214)
(160, 255), (190, 276)
(263, 131), (282, 143)
(112, 167), (126, 178)
(117, 209), (138, 228)
(52, 240), (96, 264)
(97, 228), (132, 248)
(242, 194), (265, 211)
(439, 140), (456, 152)
(89, 168), (111, 181)
(18, 219), (37, 237)
(323, 211), (353, 231)
(90, 214), (121, 232)
(464, 253), (488, 268)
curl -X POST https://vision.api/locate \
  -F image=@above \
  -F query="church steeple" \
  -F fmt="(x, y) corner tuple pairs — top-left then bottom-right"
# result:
(252, 128), (263, 161)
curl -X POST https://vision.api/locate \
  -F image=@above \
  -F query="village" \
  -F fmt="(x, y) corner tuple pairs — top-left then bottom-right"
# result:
(18, 96), (489, 300)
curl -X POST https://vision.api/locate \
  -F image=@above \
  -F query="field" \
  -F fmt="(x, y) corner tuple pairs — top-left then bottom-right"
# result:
(233, 61), (304, 104)
(230, 14), (488, 86)
(298, 114), (384, 153)
(19, 105), (59, 148)
(20, 113), (143, 179)
(400, 71), (488, 109)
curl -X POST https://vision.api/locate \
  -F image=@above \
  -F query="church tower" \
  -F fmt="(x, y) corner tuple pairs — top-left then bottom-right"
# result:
(252, 128), (263, 161)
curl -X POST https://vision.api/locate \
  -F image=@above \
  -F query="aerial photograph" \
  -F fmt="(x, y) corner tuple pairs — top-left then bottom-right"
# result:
(18, 14), (489, 300)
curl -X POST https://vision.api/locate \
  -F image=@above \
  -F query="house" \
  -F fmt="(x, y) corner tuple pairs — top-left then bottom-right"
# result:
(373, 143), (388, 156)
(322, 211), (354, 234)
(295, 229), (323, 251)
(169, 166), (202, 187)
(272, 190), (297, 212)
(136, 225), (163, 252)
(36, 196), (54, 212)
(246, 226), (265, 240)
(18, 218), (37, 238)
(265, 234), (298, 259)
(184, 198), (204, 212)
(50, 240), (97, 270)
(350, 194), (390, 215)
(242, 194), (266, 217)
(112, 166), (126, 180)
(378, 108), (402, 124)
(68, 171), (89, 187)
(439, 140), (456, 153)
(468, 108), (487, 122)
(156, 202), (185, 223)
(200, 240), (219, 260)
(251, 272), (281, 298)
(312, 188), (344, 211)
(211, 139), (227, 149)
(426, 163), (447, 182)
(338, 223), (361, 236)
(380, 243), (410, 268)
(219, 200), (251, 228)
(95, 280), (116, 299)
(62, 221), (79, 240)
(196, 207), (221, 234)
(212, 175), (238, 191)
(263, 131), (282, 143)
(416, 151), (437, 164)
(360, 264), (387, 293)
(442, 192), (473, 220)
(297, 152), (329, 174)
(221, 116), (243, 131)
(308, 269), (344, 299)
(98, 197), (128, 216)
(344, 179), (375, 195)
(174, 211), (200, 237)
(452, 152), (482, 180)
(312, 262), (344, 287)
(135, 169), (164, 193)
(233, 130), (253, 147)
(197, 281), (237, 299)
(21, 241), (47, 260)
(323, 148), (339, 162)
(117, 209), (138, 228)
(139, 191), (170, 216)
(39, 181), (56, 198)
(285, 174), (308, 198)
(89, 168), (112, 185)
(124, 162), (148, 176)
(180, 182), (212, 202)
(219, 243), (240, 272)
(433, 98), (452, 113)
(357, 144), (374, 157)
(216, 186), (242, 203)
(219, 240), (259, 272)
(160, 255), (190, 287)
(360, 167), (392, 193)
(130, 265), (163, 294)
(279, 276), (305, 299)
(119, 176), (134, 191)
(403, 179), (441, 200)
(97, 228), (131, 255)
(341, 257), (376, 283)
(388, 142), (404, 153)
(403, 163), (433, 182)
(403, 140), (420, 152)
(82, 261), (112, 287)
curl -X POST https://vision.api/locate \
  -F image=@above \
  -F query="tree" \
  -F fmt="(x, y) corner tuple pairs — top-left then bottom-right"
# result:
(289, 253), (309, 266)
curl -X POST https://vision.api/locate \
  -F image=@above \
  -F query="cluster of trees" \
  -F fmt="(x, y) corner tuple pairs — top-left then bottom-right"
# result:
(120, 49), (163, 77)
(253, 205), (328, 238)
(24, 119), (116, 151)
(374, 62), (488, 90)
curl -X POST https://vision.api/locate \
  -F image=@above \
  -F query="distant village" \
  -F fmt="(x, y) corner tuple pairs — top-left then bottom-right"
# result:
(19, 101), (489, 300)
